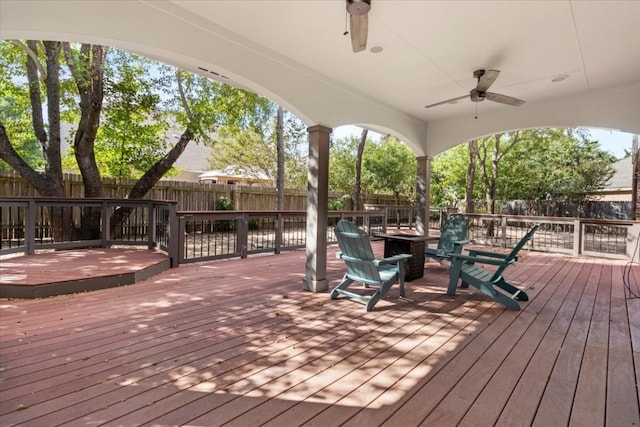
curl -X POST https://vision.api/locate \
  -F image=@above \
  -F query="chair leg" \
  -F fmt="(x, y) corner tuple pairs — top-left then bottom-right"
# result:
(365, 292), (381, 311)
(492, 291), (522, 310)
(447, 261), (463, 296)
(330, 276), (353, 300)
(493, 277), (529, 301)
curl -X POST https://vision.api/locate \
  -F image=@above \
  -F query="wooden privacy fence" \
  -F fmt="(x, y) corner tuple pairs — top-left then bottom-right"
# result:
(0, 170), (407, 211)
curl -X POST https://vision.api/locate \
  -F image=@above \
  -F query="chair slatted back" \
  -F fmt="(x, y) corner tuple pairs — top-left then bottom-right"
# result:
(335, 220), (381, 284)
(438, 215), (469, 253)
(492, 225), (539, 279)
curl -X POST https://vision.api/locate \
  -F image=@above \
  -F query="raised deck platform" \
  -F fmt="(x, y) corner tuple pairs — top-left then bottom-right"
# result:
(0, 248), (170, 299)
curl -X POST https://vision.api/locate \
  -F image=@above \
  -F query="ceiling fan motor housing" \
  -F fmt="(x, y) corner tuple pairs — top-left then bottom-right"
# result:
(470, 90), (486, 102)
(347, 0), (371, 16)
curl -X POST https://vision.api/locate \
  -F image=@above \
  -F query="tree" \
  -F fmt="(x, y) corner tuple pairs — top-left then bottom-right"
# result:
(465, 139), (479, 213)
(328, 136), (358, 196)
(477, 132), (525, 214)
(1, 41), (76, 196)
(353, 128), (367, 210)
(65, 49), (170, 179)
(430, 128), (616, 213)
(502, 128), (615, 200)
(1, 41), (273, 199)
(0, 40), (273, 239)
(363, 135), (417, 205)
(430, 143), (468, 207)
(208, 108), (308, 190)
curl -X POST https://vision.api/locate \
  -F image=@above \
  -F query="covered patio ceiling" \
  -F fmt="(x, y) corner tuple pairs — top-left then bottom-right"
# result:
(2, 0), (639, 156)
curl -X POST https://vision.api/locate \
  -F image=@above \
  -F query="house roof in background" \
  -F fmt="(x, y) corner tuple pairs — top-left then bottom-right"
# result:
(606, 156), (632, 191)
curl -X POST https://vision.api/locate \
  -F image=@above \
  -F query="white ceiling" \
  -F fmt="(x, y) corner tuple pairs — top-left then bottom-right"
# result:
(1, 0), (639, 155)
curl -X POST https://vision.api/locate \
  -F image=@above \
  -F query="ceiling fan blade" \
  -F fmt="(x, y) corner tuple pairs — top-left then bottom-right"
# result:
(424, 94), (469, 109)
(350, 14), (368, 52)
(475, 69), (500, 92)
(485, 92), (525, 106)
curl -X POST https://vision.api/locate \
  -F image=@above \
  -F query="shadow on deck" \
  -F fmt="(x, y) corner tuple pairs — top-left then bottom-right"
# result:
(0, 243), (639, 426)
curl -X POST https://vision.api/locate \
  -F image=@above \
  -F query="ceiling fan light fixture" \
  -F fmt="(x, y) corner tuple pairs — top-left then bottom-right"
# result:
(347, 0), (371, 16)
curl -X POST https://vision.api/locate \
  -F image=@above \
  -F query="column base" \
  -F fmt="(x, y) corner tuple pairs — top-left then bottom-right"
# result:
(302, 278), (328, 293)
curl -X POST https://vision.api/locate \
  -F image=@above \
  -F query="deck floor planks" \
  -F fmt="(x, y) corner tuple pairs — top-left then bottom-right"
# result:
(606, 261), (640, 426)
(0, 277), (325, 403)
(253, 299), (487, 427)
(0, 255), (312, 352)
(418, 251), (583, 426)
(106, 282), (440, 426)
(569, 262), (612, 426)
(494, 257), (596, 426)
(2, 281), (372, 425)
(455, 252), (582, 426)
(345, 254), (572, 427)
(0, 256), (348, 422)
(1, 247), (639, 427)
(339, 302), (502, 427)
(1, 295), (342, 424)
(531, 259), (603, 426)
(138, 292), (459, 426)
(340, 256), (553, 427)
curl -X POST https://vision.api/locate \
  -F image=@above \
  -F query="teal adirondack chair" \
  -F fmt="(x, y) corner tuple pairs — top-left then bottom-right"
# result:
(331, 220), (412, 311)
(424, 215), (469, 263)
(447, 225), (539, 310)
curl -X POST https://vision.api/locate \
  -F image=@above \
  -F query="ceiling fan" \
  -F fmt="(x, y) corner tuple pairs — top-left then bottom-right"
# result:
(346, 0), (371, 53)
(425, 69), (526, 109)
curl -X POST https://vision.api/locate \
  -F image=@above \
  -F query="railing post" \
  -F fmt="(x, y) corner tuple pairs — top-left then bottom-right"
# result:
(101, 200), (109, 247)
(275, 213), (283, 254)
(383, 207), (388, 234)
(26, 199), (35, 255)
(628, 223), (640, 262)
(178, 214), (186, 266)
(238, 213), (248, 258)
(147, 201), (155, 249)
(501, 216), (508, 248)
(168, 203), (180, 267)
(408, 207), (414, 230)
(573, 219), (582, 256)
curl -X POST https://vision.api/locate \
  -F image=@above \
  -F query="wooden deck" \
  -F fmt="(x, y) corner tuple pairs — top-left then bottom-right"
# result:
(0, 248), (170, 299)
(1, 243), (639, 426)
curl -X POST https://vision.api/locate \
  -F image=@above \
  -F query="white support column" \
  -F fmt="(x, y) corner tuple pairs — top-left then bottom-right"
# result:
(303, 125), (332, 292)
(415, 156), (431, 236)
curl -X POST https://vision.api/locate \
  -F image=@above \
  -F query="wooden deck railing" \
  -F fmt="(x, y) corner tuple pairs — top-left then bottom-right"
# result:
(2, 198), (638, 266)
(0, 197), (179, 265)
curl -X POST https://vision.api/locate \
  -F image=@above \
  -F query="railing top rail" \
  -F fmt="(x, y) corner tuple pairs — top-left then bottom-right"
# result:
(0, 197), (178, 206)
(463, 212), (638, 225)
(176, 209), (388, 216)
(178, 210), (306, 215)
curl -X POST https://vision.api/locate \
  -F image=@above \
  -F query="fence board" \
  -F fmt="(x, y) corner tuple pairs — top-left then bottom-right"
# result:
(0, 170), (404, 211)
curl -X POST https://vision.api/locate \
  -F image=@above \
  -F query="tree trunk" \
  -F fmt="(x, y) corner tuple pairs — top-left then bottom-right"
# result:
(466, 139), (478, 213)
(108, 129), (194, 238)
(0, 123), (59, 195)
(354, 128), (367, 210)
(64, 43), (106, 198)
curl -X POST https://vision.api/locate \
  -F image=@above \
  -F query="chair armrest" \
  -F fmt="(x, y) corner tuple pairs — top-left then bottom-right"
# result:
(449, 240), (470, 255)
(466, 248), (512, 260)
(375, 253), (413, 266)
(449, 253), (515, 267)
